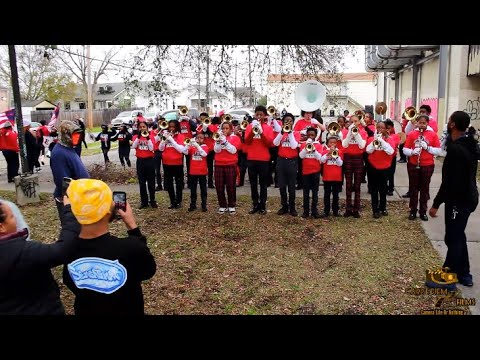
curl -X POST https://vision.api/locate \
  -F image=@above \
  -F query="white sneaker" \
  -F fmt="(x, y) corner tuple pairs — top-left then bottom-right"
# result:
(228, 207), (236, 215)
(218, 207), (226, 214)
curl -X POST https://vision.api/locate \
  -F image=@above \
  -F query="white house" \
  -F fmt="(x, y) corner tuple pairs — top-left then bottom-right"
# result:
(266, 73), (377, 117)
(174, 85), (231, 115)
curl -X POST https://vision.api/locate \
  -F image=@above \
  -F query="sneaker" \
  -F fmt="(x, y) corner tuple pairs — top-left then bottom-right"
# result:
(258, 209), (267, 215)
(409, 212), (416, 220)
(35, 167), (41, 172)
(402, 192), (410, 198)
(188, 205), (196, 212)
(150, 202), (158, 209)
(381, 210), (388, 216)
(333, 212), (341, 217)
(202, 207), (208, 212)
(218, 207), (226, 214)
(398, 159), (407, 163)
(168, 204), (176, 209)
(228, 207), (236, 215)
(312, 213), (321, 219)
(373, 212), (381, 219)
(420, 214), (428, 221)
(174, 203), (182, 209)
(277, 207), (289, 215)
(155, 186), (162, 192)
(248, 207), (259, 214)
(458, 274), (474, 287)
(208, 184), (215, 189)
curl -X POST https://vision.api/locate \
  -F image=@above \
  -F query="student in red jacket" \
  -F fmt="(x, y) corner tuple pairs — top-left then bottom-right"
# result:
(196, 112), (215, 188)
(419, 104), (438, 134)
(244, 105), (274, 215)
(158, 120), (186, 209)
(132, 121), (157, 209)
(214, 121), (242, 214)
(341, 115), (368, 218)
(320, 136), (343, 217)
(0, 122), (19, 182)
(299, 128), (324, 218)
(384, 119), (400, 196)
(272, 113), (299, 216)
(403, 115), (442, 221)
(366, 121), (395, 218)
(183, 133), (209, 212)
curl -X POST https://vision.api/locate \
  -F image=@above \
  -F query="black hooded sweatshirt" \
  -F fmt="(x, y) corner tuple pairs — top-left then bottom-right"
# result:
(0, 205), (80, 315)
(433, 134), (479, 212)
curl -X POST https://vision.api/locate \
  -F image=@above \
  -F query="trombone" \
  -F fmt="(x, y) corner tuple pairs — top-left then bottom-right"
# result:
(158, 120), (168, 130)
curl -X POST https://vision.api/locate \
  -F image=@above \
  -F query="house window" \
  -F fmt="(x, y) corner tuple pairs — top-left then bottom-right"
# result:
(65, 102), (71, 110)
(79, 102), (86, 109)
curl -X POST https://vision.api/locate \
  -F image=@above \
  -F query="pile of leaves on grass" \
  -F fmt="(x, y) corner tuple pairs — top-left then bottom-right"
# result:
(3, 189), (469, 315)
(87, 163), (138, 185)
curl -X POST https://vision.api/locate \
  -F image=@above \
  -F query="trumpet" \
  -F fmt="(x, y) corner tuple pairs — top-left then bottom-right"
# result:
(252, 124), (261, 135)
(354, 110), (365, 123)
(404, 106), (418, 123)
(213, 131), (222, 141)
(240, 119), (249, 131)
(140, 130), (149, 138)
(179, 106), (188, 116)
(267, 105), (276, 116)
(184, 138), (191, 145)
(373, 138), (381, 149)
(306, 142), (315, 152)
(203, 117), (211, 126)
(330, 149), (339, 159)
(159, 120), (168, 130)
(283, 123), (292, 133)
(224, 113), (233, 122)
(351, 126), (359, 135)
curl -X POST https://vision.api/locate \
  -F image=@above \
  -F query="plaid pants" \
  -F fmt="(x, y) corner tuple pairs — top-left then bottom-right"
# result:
(407, 162), (435, 214)
(344, 154), (365, 212)
(214, 164), (237, 208)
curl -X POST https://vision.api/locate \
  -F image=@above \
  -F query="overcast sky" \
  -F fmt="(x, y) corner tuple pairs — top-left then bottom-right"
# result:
(90, 45), (366, 88)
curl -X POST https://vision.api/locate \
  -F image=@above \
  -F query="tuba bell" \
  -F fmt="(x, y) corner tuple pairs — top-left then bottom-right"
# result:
(327, 121), (340, 136)
(404, 106), (418, 123)
(179, 106), (189, 116)
(294, 80), (327, 112)
(267, 105), (276, 116)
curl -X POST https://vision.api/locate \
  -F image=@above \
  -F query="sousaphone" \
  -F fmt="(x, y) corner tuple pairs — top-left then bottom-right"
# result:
(295, 80), (326, 112)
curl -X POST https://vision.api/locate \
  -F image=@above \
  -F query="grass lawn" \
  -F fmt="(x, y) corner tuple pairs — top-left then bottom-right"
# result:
(81, 141), (118, 156)
(2, 190), (462, 315)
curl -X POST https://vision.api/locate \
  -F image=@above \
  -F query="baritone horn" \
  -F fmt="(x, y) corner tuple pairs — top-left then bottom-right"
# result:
(179, 106), (189, 116)
(404, 106), (418, 123)
(267, 105), (276, 116)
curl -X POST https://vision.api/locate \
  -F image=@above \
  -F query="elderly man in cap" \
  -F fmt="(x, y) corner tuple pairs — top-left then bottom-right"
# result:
(50, 121), (90, 226)
(62, 179), (156, 315)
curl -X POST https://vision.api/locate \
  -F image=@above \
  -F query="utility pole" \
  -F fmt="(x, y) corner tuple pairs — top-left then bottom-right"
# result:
(248, 45), (253, 107)
(86, 45), (93, 129)
(234, 60), (237, 107)
(198, 46), (201, 111)
(8, 45), (28, 175)
(205, 46), (210, 115)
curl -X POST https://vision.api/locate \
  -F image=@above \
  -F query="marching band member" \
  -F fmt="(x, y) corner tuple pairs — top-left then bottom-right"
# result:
(213, 121), (242, 215)
(320, 136), (343, 217)
(267, 116), (281, 188)
(244, 105), (274, 215)
(419, 104), (438, 134)
(132, 121), (157, 209)
(158, 120), (186, 209)
(94, 124), (116, 164)
(233, 117), (249, 187)
(110, 124), (132, 168)
(151, 123), (163, 191)
(179, 114), (197, 188)
(365, 121), (395, 218)
(341, 114), (367, 218)
(196, 112), (215, 189)
(299, 127), (324, 218)
(384, 119), (400, 196)
(398, 113), (408, 163)
(183, 133), (209, 212)
(272, 113), (299, 216)
(403, 115), (442, 221)
(362, 112), (376, 190)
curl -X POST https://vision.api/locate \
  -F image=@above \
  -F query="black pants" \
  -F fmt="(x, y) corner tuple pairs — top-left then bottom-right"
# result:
(207, 150), (215, 187)
(399, 143), (407, 161)
(268, 147), (278, 186)
(153, 150), (162, 187)
(303, 172), (320, 214)
(136, 157), (156, 205)
(323, 181), (341, 214)
(74, 144), (82, 157)
(387, 156), (396, 192)
(237, 151), (248, 186)
(443, 204), (472, 278)
(247, 160), (270, 210)
(27, 152), (39, 173)
(296, 158), (303, 188)
(119, 146), (131, 167)
(276, 157), (297, 210)
(102, 147), (110, 164)
(55, 198), (65, 227)
(164, 164), (184, 205)
(190, 175), (207, 208)
(367, 166), (390, 213)
(363, 151), (370, 190)
(185, 154), (191, 186)
(3, 150), (19, 182)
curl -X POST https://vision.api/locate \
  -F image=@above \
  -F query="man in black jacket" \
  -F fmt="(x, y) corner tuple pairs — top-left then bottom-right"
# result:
(62, 179), (156, 315)
(0, 197), (80, 315)
(429, 111), (479, 287)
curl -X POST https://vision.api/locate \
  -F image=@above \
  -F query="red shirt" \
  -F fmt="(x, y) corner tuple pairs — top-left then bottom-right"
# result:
(428, 116), (438, 133)
(404, 129), (440, 167)
(244, 122), (274, 161)
(389, 133), (400, 156)
(401, 119), (408, 132)
(366, 137), (395, 170)
(149, 130), (160, 151)
(321, 148), (343, 182)
(214, 135), (242, 166)
(188, 144), (209, 175)
(179, 119), (193, 139)
(162, 133), (185, 165)
(293, 118), (317, 132)
(300, 142), (323, 175)
(366, 124), (376, 138)
(277, 132), (300, 158)
(133, 134), (154, 159)
(0, 128), (19, 152)
(341, 128), (368, 156)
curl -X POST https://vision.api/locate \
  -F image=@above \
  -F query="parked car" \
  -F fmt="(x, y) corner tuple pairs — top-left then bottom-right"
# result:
(111, 109), (144, 128)
(144, 111), (156, 124)
(160, 108), (200, 122)
(226, 108), (255, 122)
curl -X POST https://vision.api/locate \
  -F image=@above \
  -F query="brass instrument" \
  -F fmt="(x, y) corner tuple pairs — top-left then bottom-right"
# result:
(267, 105), (276, 116)
(354, 110), (366, 123)
(159, 120), (168, 130)
(240, 119), (249, 131)
(351, 126), (359, 135)
(330, 149), (339, 159)
(327, 121), (340, 136)
(416, 129), (425, 169)
(373, 138), (381, 149)
(283, 123), (292, 133)
(375, 102), (387, 115)
(140, 130), (149, 138)
(305, 142), (315, 152)
(184, 138), (191, 145)
(179, 106), (189, 116)
(252, 124), (261, 135)
(224, 114), (233, 122)
(404, 106), (418, 123)
(203, 117), (211, 126)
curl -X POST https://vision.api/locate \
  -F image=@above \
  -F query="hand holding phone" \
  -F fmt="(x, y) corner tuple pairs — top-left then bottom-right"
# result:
(113, 191), (127, 212)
